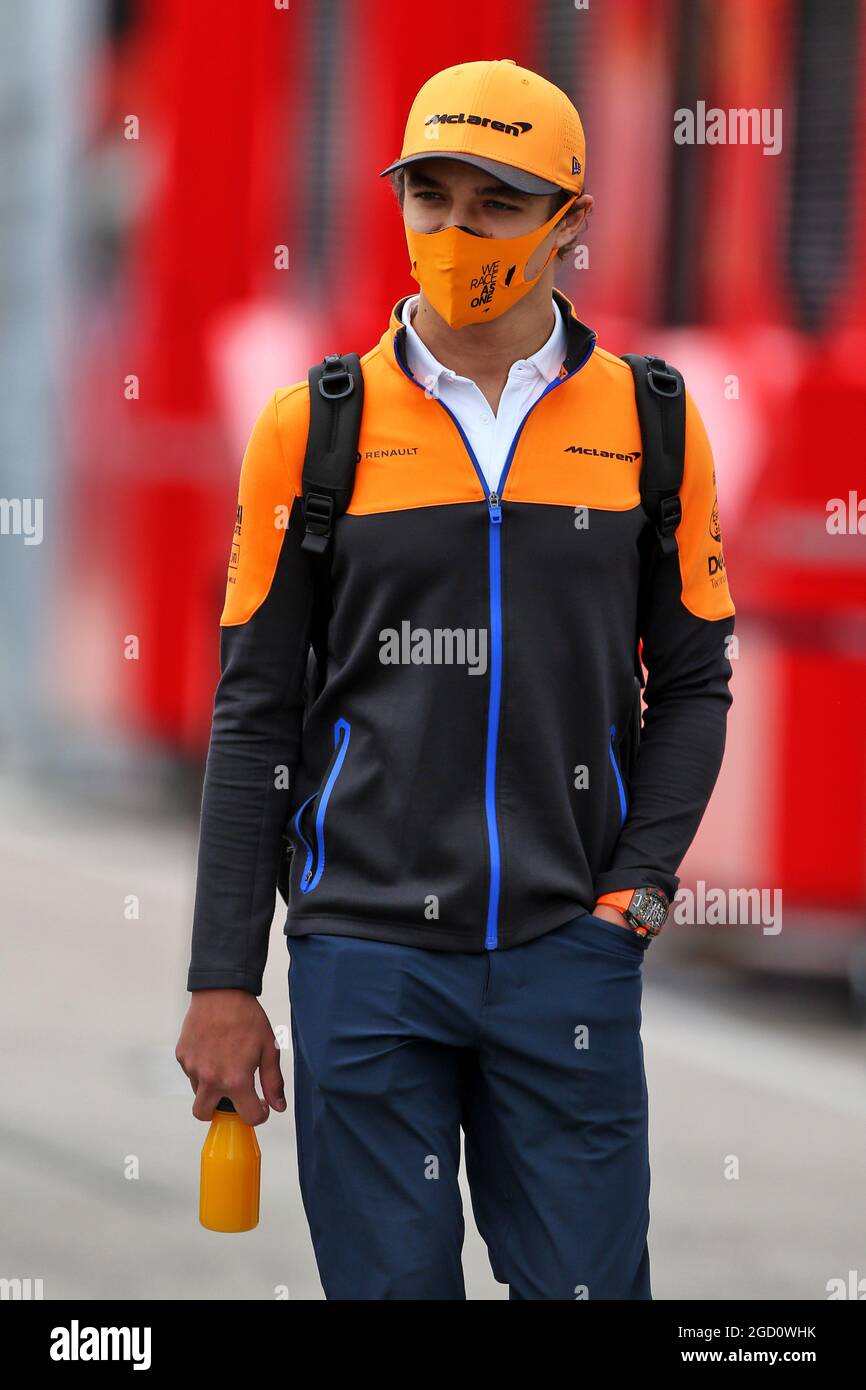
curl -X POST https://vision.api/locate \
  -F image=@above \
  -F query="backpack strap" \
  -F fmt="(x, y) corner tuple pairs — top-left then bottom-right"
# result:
(621, 353), (686, 558)
(621, 353), (687, 736)
(300, 353), (364, 554)
(300, 352), (364, 703)
(277, 353), (363, 906)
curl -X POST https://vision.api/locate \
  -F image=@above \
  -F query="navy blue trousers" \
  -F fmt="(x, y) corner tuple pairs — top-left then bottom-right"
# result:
(287, 911), (652, 1300)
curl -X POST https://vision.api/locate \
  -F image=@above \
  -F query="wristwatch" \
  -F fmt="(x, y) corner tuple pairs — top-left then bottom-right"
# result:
(622, 886), (670, 939)
(596, 885), (670, 939)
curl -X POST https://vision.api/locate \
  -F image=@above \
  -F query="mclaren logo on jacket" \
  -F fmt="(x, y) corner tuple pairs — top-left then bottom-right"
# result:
(565, 445), (642, 461)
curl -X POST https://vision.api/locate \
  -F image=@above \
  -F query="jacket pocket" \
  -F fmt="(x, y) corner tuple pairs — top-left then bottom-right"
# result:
(608, 723), (628, 827)
(294, 716), (352, 894)
(620, 673), (642, 783)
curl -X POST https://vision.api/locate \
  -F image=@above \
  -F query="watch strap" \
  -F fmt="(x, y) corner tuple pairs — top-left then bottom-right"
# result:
(595, 889), (635, 912)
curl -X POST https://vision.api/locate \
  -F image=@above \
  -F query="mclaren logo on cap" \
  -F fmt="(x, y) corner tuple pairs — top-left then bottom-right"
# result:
(571, 156), (582, 175)
(424, 114), (532, 137)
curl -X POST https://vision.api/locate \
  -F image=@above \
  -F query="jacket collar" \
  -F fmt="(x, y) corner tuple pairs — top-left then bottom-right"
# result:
(379, 286), (596, 382)
(400, 293), (568, 389)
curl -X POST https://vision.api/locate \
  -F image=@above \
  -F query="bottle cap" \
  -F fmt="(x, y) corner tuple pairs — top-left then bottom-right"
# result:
(216, 1096), (236, 1112)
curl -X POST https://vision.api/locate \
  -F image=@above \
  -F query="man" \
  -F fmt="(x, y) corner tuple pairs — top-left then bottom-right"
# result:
(176, 58), (736, 1300)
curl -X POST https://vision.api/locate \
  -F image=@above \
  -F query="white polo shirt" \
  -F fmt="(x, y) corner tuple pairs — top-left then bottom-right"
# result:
(401, 293), (567, 494)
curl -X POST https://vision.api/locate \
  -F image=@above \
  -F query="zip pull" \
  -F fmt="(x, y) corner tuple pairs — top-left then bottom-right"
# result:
(488, 491), (502, 523)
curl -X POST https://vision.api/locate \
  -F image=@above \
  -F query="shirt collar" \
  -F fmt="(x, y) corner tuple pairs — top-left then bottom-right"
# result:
(379, 288), (596, 382)
(400, 292), (568, 389)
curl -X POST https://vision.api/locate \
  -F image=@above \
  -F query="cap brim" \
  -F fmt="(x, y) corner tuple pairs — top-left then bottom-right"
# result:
(378, 150), (562, 196)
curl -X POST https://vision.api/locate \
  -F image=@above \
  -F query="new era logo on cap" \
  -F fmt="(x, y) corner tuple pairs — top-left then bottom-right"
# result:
(572, 155), (582, 175)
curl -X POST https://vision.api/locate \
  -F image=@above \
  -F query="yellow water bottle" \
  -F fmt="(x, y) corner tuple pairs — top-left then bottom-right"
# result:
(199, 1096), (261, 1232)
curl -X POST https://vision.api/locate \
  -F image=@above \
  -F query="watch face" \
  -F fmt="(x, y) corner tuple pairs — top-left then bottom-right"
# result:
(628, 888), (669, 935)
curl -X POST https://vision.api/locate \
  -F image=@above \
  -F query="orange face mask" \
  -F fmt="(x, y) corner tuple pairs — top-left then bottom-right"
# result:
(405, 194), (578, 330)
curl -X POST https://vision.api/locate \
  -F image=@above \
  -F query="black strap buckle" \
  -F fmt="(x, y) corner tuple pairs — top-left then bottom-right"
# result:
(646, 357), (682, 399)
(301, 491), (334, 553)
(654, 495), (681, 555)
(657, 494), (682, 536)
(318, 354), (355, 400)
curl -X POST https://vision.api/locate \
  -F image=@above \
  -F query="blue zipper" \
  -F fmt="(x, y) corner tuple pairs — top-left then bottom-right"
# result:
(293, 790), (317, 881)
(295, 717), (352, 893)
(609, 724), (628, 827)
(484, 498), (503, 946)
(393, 328), (596, 948)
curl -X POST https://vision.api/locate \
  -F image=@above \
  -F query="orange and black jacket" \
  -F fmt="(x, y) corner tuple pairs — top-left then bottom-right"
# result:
(187, 288), (735, 994)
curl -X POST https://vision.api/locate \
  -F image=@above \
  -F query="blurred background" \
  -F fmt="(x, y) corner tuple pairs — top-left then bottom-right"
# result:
(1, 0), (865, 1300)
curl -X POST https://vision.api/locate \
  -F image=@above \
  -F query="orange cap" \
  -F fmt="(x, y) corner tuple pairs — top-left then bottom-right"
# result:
(380, 58), (586, 197)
